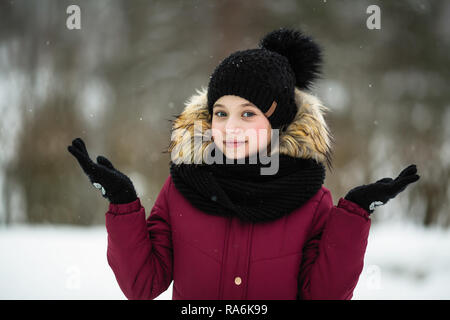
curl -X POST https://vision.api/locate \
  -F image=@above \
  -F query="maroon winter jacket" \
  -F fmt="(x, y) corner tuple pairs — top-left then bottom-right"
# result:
(105, 88), (371, 300)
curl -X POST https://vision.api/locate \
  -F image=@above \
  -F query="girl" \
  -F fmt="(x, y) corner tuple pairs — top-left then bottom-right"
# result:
(67, 28), (420, 300)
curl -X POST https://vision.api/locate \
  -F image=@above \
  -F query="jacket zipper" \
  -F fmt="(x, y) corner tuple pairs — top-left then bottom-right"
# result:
(218, 216), (232, 299)
(243, 223), (254, 299)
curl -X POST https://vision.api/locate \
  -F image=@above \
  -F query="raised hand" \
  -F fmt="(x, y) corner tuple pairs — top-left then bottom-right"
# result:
(67, 137), (137, 204)
(344, 164), (420, 214)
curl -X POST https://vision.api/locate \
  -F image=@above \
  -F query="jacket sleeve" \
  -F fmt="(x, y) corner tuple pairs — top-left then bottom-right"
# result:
(298, 188), (371, 300)
(105, 175), (173, 300)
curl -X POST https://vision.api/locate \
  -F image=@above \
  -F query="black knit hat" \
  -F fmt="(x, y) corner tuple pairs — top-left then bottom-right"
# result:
(207, 27), (322, 130)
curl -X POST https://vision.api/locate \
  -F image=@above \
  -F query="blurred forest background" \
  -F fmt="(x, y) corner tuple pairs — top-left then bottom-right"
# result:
(0, 0), (449, 227)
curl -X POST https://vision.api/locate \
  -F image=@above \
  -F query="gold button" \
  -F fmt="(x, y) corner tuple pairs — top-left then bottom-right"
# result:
(234, 276), (242, 285)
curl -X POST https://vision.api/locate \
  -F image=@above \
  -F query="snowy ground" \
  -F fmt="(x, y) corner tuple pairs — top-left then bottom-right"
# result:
(0, 222), (449, 300)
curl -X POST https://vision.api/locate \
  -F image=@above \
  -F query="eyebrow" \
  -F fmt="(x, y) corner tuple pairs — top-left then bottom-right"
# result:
(213, 103), (255, 108)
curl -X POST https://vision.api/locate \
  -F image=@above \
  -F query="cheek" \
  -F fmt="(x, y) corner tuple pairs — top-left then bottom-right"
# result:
(250, 119), (271, 142)
(244, 119), (271, 152)
(211, 120), (225, 142)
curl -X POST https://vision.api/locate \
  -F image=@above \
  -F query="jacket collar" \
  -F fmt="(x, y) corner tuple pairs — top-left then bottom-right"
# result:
(168, 87), (334, 170)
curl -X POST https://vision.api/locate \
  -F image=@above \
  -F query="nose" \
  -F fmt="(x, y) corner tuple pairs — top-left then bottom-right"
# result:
(225, 118), (244, 135)
(225, 126), (245, 140)
(225, 127), (243, 134)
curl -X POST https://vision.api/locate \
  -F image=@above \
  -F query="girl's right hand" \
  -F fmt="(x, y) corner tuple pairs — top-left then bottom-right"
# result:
(67, 137), (138, 204)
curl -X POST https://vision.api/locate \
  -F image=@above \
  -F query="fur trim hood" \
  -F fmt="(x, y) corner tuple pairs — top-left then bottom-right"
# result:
(167, 87), (334, 171)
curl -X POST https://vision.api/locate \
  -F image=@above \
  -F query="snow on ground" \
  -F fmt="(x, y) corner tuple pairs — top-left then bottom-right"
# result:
(0, 225), (172, 300)
(0, 222), (449, 299)
(353, 222), (450, 299)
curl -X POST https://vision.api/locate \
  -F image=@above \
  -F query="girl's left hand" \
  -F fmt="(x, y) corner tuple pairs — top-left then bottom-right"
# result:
(344, 164), (420, 214)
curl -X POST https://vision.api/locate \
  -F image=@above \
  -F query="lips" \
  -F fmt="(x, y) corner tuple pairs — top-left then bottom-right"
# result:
(223, 140), (247, 147)
(224, 140), (247, 143)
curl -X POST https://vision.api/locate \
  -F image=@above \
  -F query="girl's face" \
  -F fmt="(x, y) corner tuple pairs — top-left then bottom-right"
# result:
(211, 95), (272, 160)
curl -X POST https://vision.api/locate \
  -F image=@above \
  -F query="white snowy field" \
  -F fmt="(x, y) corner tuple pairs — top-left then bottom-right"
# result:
(0, 222), (449, 300)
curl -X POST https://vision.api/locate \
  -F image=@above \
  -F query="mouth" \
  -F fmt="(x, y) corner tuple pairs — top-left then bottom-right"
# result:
(223, 140), (247, 147)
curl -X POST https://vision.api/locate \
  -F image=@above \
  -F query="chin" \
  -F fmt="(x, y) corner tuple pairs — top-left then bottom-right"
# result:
(224, 151), (247, 160)
(220, 147), (246, 160)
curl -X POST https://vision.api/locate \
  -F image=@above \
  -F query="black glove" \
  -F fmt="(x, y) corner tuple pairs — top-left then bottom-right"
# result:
(67, 137), (138, 204)
(344, 164), (420, 214)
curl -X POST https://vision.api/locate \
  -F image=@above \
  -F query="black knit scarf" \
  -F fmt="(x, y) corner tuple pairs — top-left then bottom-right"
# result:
(169, 152), (326, 223)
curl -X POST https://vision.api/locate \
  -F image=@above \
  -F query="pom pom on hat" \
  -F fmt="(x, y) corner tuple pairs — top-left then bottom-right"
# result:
(259, 27), (323, 90)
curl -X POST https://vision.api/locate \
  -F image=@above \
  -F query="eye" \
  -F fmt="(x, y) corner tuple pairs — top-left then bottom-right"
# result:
(214, 111), (226, 117)
(243, 111), (255, 117)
